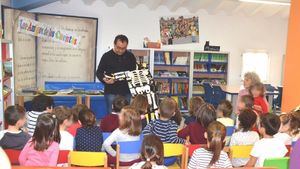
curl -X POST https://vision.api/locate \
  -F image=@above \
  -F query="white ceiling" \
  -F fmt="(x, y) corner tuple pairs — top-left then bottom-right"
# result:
(67, 0), (290, 19)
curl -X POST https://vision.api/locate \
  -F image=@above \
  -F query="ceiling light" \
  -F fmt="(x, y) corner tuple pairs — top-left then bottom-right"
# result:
(239, 0), (290, 6)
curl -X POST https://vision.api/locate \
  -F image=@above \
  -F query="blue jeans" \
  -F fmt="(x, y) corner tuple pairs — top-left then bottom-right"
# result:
(104, 94), (131, 114)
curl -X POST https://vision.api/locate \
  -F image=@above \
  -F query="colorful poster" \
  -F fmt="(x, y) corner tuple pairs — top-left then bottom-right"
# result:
(18, 16), (80, 47)
(160, 16), (199, 45)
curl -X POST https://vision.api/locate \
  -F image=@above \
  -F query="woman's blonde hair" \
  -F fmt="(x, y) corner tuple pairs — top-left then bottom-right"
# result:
(244, 72), (261, 86)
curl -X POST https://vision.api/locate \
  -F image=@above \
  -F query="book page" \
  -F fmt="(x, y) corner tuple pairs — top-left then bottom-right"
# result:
(36, 14), (97, 87)
(3, 8), (37, 91)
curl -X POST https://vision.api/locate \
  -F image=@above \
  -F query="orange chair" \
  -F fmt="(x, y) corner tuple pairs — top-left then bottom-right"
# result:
(57, 150), (70, 164)
(4, 149), (21, 165)
(187, 144), (202, 157)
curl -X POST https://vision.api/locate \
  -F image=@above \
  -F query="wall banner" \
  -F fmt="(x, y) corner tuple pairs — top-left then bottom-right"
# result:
(17, 16), (80, 47)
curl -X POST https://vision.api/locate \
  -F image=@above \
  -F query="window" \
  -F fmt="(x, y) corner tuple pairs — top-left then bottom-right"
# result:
(241, 52), (269, 82)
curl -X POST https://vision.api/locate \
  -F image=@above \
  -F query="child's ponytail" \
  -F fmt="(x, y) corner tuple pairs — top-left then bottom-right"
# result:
(141, 158), (153, 169)
(206, 121), (226, 167)
(141, 135), (164, 169)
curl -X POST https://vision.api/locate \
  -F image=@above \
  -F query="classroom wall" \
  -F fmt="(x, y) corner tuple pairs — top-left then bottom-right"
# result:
(282, 0), (300, 112)
(30, 0), (288, 86)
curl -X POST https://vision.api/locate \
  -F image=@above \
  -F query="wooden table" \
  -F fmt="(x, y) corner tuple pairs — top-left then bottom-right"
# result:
(12, 167), (110, 169)
(16, 93), (84, 107)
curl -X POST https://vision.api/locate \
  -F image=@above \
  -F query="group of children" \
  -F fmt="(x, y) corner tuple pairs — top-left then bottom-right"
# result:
(0, 72), (300, 168)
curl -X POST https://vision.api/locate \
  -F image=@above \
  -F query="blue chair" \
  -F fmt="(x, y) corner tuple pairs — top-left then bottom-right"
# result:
(102, 132), (111, 141)
(202, 83), (213, 104)
(116, 140), (143, 168)
(226, 126), (235, 136)
(212, 85), (226, 107)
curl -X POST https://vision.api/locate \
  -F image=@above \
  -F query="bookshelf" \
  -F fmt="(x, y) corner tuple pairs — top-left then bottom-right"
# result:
(192, 51), (229, 96)
(0, 39), (15, 130)
(129, 49), (151, 70)
(153, 50), (191, 112)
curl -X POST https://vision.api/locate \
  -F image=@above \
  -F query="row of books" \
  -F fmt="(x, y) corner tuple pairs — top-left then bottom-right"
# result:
(154, 70), (188, 78)
(194, 53), (209, 62)
(156, 81), (170, 94)
(211, 54), (227, 62)
(194, 64), (208, 72)
(154, 52), (189, 65)
(194, 53), (228, 63)
(171, 96), (188, 110)
(193, 79), (227, 85)
(171, 82), (189, 94)
(156, 81), (189, 95)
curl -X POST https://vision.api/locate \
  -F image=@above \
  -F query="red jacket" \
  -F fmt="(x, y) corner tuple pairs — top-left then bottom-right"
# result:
(67, 122), (81, 137)
(100, 114), (119, 132)
(178, 122), (206, 144)
(254, 96), (269, 114)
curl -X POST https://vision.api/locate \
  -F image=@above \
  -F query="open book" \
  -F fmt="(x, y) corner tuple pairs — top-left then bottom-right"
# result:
(2, 7), (97, 91)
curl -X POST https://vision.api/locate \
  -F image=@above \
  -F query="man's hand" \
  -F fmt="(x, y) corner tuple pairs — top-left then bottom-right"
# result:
(103, 77), (115, 84)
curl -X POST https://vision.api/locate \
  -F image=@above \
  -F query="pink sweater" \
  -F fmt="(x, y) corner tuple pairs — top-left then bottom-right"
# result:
(19, 139), (59, 166)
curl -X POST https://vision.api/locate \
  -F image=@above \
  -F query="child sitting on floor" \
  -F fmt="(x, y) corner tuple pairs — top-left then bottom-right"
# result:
(143, 97), (186, 144)
(130, 134), (167, 169)
(230, 108), (259, 167)
(216, 100), (234, 127)
(0, 105), (30, 150)
(101, 95), (129, 132)
(246, 113), (287, 167)
(27, 94), (54, 135)
(19, 113), (60, 166)
(250, 82), (269, 114)
(53, 106), (74, 150)
(102, 106), (142, 166)
(188, 121), (232, 168)
(75, 109), (103, 152)
(67, 104), (88, 137)
(178, 103), (216, 144)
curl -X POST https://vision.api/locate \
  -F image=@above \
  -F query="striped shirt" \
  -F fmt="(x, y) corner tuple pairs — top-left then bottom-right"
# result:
(26, 111), (45, 135)
(142, 119), (185, 144)
(188, 148), (232, 169)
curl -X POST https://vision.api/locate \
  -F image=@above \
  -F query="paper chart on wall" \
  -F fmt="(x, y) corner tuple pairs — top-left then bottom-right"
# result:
(36, 14), (97, 87)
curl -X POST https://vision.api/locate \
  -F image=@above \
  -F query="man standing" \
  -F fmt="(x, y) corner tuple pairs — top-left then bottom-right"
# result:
(96, 35), (136, 113)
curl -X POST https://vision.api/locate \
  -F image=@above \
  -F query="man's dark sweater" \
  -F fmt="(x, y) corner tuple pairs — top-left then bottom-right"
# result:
(96, 49), (136, 95)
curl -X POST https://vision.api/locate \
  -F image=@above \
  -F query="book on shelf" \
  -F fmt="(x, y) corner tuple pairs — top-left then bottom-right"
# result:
(211, 54), (227, 62)
(154, 52), (165, 64)
(171, 82), (189, 94)
(193, 79), (227, 85)
(164, 52), (171, 65)
(194, 53), (209, 62)
(1, 43), (10, 61)
(154, 70), (188, 78)
(156, 81), (170, 94)
(3, 61), (12, 76)
(193, 85), (205, 94)
(172, 96), (188, 110)
(173, 56), (188, 65)
(194, 63), (208, 72)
